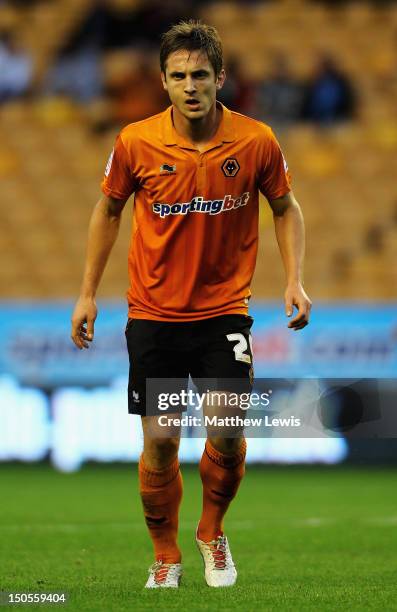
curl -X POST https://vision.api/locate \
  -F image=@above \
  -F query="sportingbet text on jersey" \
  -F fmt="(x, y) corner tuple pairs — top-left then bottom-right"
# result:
(152, 193), (250, 218)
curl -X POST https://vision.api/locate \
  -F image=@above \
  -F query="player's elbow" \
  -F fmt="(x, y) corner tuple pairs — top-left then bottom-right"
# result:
(97, 195), (126, 220)
(270, 191), (299, 217)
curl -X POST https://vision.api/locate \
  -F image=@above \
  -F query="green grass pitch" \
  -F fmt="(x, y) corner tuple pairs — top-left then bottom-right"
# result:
(1, 462), (397, 611)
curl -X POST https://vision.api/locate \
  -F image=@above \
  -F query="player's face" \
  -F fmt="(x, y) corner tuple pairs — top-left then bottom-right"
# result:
(161, 49), (225, 121)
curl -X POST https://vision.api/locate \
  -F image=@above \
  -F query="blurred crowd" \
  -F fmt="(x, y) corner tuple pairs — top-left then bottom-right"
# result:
(0, 0), (358, 130)
(219, 52), (355, 128)
(1, 0), (396, 300)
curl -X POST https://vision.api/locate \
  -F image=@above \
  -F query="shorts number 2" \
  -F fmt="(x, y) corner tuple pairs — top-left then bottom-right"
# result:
(226, 332), (253, 364)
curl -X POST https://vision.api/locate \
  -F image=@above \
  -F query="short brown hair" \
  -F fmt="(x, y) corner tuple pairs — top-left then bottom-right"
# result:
(160, 20), (223, 77)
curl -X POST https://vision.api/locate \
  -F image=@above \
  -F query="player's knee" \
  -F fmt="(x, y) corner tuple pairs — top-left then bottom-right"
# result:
(209, 436), (243, 456)
(154, 436), (179, 455)
(145, 436), (180, 465)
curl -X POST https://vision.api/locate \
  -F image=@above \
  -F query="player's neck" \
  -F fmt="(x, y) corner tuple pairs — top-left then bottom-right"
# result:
(172, 103), (221, 150)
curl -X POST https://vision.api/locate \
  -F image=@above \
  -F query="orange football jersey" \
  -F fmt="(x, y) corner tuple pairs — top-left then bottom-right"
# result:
(101, 103), (291, 321)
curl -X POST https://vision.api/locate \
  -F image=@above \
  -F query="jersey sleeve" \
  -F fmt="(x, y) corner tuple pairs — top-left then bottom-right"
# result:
(101, 133), (137, 200)
(258, 129), (291, 201)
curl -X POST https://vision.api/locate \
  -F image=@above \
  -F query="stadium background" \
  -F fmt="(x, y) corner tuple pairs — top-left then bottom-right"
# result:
(1, 0), (397, 608)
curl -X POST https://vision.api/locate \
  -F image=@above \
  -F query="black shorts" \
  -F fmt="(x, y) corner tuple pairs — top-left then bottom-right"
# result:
(125, 314), (254, 416)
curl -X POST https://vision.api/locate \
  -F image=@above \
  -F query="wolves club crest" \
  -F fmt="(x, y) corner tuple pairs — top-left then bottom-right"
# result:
(222, 158), (240, 177)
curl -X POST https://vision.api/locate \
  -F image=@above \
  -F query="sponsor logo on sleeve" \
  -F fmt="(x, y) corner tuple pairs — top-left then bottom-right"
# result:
(104, 148), (114, 177)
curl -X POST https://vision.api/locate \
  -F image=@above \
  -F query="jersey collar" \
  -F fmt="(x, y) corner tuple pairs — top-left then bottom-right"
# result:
(161, 101), (235, 150)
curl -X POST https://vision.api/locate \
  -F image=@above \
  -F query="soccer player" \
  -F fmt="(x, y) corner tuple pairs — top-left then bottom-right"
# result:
(71, 20), (312, 588)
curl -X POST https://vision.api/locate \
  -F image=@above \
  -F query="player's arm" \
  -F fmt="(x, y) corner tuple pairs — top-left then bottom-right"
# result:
(268, 190), (312, 330)
(71, 194), (127, 349)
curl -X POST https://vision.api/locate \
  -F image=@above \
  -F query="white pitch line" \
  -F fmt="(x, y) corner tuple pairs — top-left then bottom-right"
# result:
(366, 516), (397, 526)
(0, 520), (254, 533)
(293, 517), (335, 527)
(1, 517), (396, 533)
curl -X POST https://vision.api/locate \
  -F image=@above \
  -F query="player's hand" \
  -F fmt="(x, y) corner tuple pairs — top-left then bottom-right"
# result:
(285, 282), (312, 331)
(71, 297), (97, 349)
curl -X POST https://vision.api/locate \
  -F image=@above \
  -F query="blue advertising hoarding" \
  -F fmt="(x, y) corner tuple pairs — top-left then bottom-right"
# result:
(0, 301), (396, 386)
(2, 300), (395, 470)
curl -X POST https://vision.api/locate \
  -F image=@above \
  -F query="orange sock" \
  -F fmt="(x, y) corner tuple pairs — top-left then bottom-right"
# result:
(198, 439), (247, 542)
(139, 454), (182, 563)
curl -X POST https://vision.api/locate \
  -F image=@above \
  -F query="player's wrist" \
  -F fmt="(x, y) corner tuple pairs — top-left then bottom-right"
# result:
(286, 278), (303, 288)
(79, 291), (96, 301)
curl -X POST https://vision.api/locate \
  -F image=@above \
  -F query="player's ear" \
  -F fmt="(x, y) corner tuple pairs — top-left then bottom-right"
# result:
(161, 71), (168, 91)
(216, 68), (226, 91)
